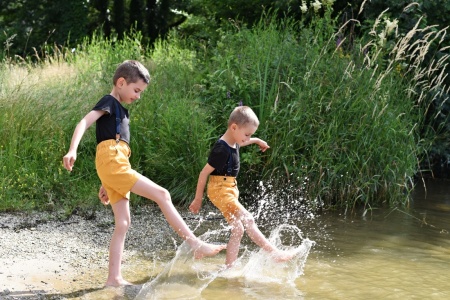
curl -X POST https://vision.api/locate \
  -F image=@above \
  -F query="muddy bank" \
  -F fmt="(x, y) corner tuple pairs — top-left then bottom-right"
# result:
(0, 204), (209, 299)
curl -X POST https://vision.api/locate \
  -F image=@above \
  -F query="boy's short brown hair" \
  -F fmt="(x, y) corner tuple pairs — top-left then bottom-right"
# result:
(228, 106), (260, 127)
(113, 60), (151, 85)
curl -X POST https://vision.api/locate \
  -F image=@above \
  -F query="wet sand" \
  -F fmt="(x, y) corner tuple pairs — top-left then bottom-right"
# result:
(0, 205), (185, 299)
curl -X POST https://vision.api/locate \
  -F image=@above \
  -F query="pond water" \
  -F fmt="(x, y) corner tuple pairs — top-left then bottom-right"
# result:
(79, 179), (450, 299)
(295, 179), (450, 299)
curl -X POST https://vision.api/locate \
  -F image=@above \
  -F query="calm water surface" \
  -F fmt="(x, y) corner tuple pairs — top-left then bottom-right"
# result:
(81, 179), (450, 299)
(296, 179), (450, 299)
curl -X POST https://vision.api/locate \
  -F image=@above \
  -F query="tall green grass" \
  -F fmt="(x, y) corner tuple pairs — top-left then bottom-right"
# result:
(0, 31), (216, 212)
(129, 38), (215, 203)
(195, 6), (448, 209)
(0, 32), (149, 213)
(0, 4), (448, 212)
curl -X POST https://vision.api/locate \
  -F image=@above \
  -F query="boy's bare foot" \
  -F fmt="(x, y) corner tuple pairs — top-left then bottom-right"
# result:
(193, 242), (227, 259)
(105, 279), (134, 287)
(270, 249), (298, 263)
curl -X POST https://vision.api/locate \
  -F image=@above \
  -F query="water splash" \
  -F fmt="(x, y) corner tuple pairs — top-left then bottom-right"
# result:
(135, 238), (223, 300)
(221, 224), (315, 285)
(251, 179), (319, 226)
(135, 225), (230, 300)
(136, 225), (314, 299)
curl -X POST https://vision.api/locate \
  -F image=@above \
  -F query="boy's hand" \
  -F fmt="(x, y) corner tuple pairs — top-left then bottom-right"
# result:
(99, 185), (110, 205)
(189, 199), (202, 214)
(63, 151), (77, 171)
(257, 139), (270, 152)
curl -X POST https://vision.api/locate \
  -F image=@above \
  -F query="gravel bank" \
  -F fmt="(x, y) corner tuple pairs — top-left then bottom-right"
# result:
(0, 204), (199, 299)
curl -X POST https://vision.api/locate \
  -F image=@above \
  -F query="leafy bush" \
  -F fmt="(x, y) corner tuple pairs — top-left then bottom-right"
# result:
(1, 3), (448, 213)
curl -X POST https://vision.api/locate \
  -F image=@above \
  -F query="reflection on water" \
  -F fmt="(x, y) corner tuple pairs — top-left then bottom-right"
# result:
(299, 179), (450, 299)
(76, 180), (450, 299)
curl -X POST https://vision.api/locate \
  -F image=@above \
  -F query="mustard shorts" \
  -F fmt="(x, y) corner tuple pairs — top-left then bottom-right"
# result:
(207, 176), (244, 223)
(95, 140), (141, 205)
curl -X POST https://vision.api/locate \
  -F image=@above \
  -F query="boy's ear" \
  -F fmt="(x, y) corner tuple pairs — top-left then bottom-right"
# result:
(230, 123), (238, 130)
(116, 77), (126, 87)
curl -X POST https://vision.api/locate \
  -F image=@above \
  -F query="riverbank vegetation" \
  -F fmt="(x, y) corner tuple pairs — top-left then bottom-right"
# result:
(0, 2), (449, 213)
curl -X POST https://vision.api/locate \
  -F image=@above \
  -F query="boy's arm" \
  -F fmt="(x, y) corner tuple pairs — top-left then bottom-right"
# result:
(189, 163), (215, 214)
(240, 137), (270, 152)
(63, 110), (105, 171)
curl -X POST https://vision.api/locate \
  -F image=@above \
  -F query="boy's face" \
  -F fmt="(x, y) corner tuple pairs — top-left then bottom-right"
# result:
(118, 78), (148, 104)
(232, 123), (258, 145)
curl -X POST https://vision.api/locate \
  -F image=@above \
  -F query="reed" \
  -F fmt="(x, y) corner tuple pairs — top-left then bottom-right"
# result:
(0, 31), (150, 212)
(196, 5), (448, 209)
(0, 4), (448, 212)
(129, 37), (215, 203)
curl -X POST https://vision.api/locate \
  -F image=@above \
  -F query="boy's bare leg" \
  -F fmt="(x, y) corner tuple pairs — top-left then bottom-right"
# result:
(106, 199), (132, 286)
(225, 220), (245, 267)
(131, 176), (226, 258)
(240, 209), (296, 262)
(237, 209), (276, 252)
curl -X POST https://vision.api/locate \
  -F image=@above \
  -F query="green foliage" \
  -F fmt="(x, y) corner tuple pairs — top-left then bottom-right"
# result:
(130, 0), (145, 32)
(129, 37), (215, 204)
(113, 0), (126, 40)
(0, 0), (89, 58)
(1, 3), (449, 213)
(0, 60), (97, 212)
(0, 30), (150, 212)
(0, 0), (188, 59)
(193, 6), (447, 208)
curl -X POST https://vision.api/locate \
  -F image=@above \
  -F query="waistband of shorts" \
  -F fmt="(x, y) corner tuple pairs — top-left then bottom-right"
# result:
(97, 139), (130, 150)
(209, 175), (236, 183)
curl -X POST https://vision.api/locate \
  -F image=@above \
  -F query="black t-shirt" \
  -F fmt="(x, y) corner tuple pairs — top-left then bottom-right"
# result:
(93, 95), (131, 144)
(208, 139), (240, 177)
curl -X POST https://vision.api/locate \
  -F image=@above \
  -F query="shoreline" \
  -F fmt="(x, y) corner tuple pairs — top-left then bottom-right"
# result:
(0, 205), (184, 299)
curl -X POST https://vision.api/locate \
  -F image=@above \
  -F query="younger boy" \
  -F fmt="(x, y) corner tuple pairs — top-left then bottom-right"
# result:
(63, 60), (225, 287)
(189, 106), (295, 268)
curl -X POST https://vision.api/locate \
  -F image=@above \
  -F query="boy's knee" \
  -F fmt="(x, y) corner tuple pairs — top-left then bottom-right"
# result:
(116, 219), (131, 232)
(230, 220), (245, 237)
(242, 214), (256, 227)
(154, 188), (172, 204)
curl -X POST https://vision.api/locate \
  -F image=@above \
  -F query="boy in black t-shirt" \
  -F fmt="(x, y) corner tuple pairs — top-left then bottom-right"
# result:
(189, 106), (296, 268)
(63, 60), (225, 287)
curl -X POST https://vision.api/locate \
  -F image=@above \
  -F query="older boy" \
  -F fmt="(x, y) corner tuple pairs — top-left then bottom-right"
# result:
(63, 60), (225, 287)
(189, 106), (295, 268)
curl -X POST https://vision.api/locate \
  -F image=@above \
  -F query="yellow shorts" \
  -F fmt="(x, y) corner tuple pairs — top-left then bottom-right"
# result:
(207, 176), (244, 223)
(95, 140), (141, 205)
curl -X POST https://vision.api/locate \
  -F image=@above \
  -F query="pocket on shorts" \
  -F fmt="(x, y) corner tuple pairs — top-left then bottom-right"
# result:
(96, 145), (118, 168)
(207, 181), (224, 200)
